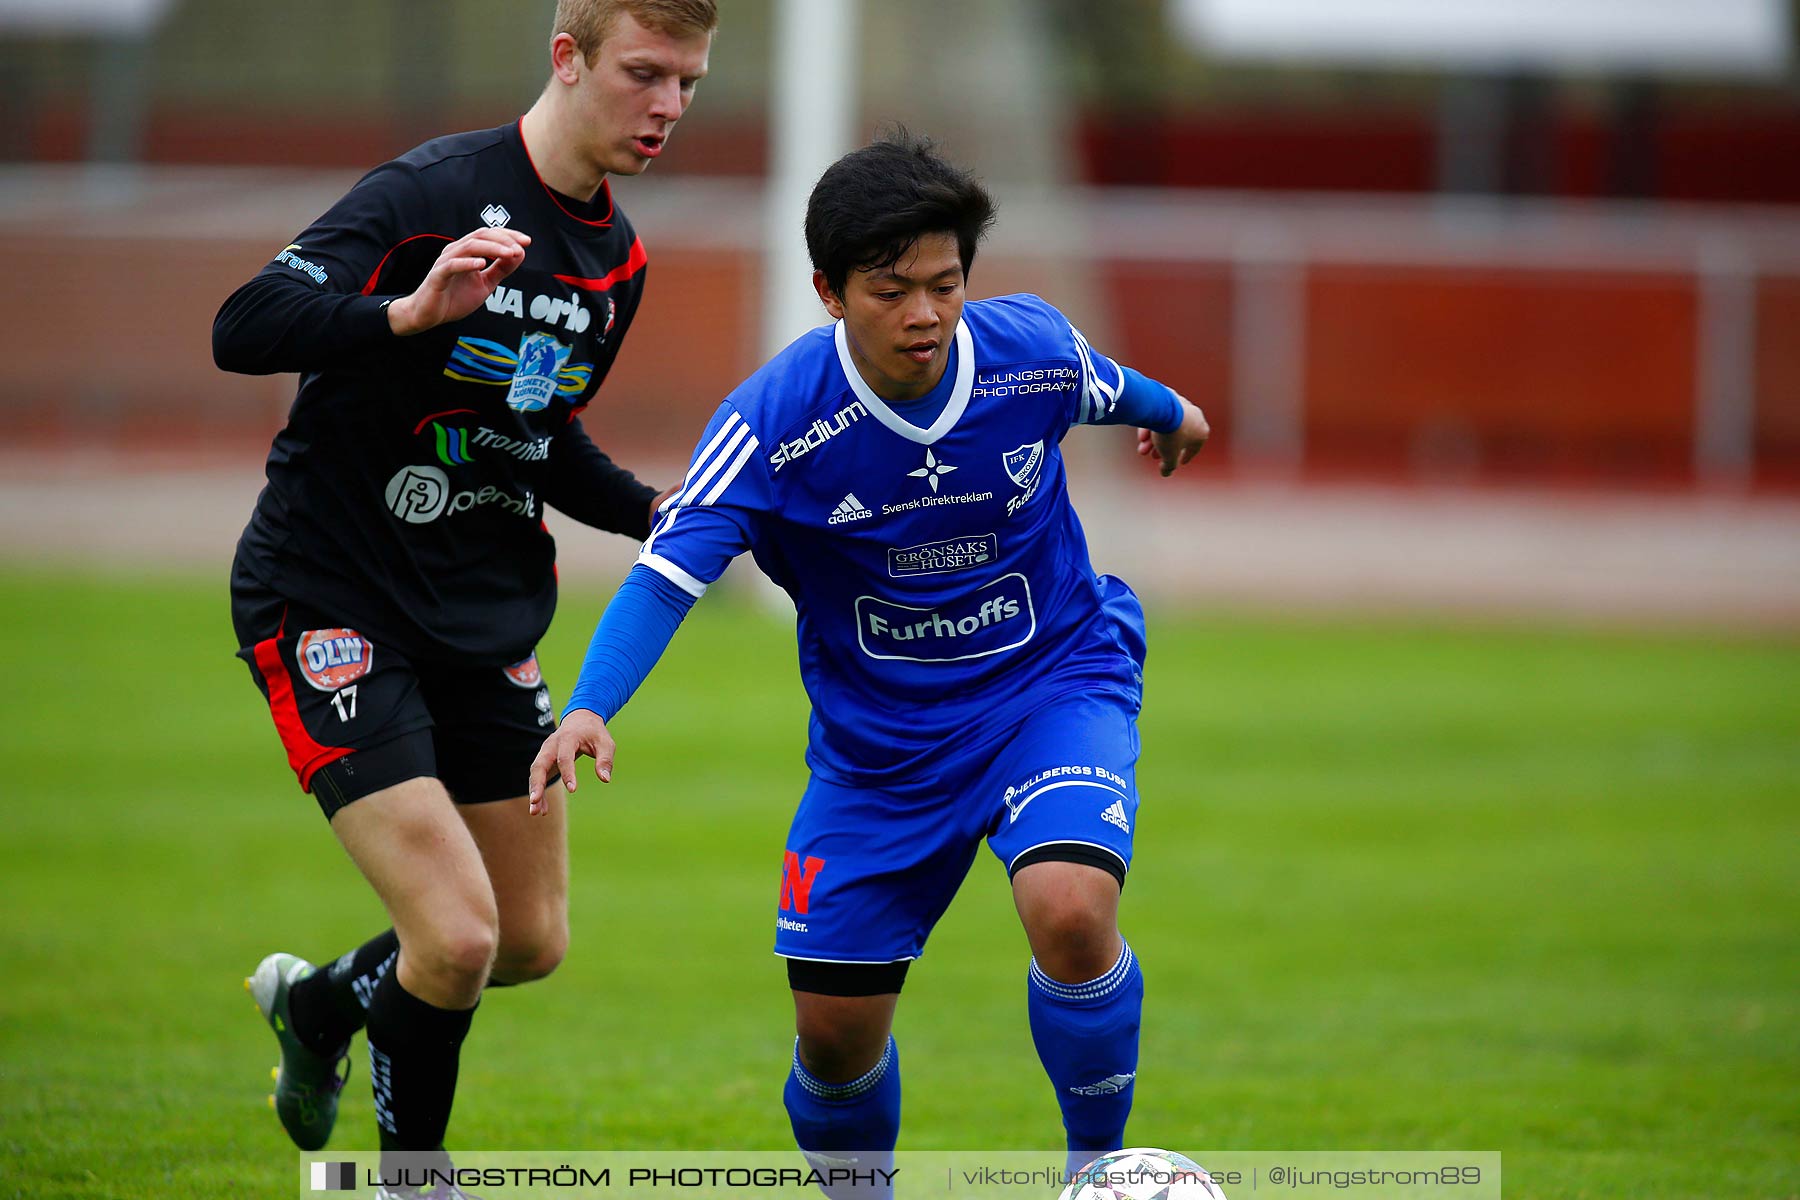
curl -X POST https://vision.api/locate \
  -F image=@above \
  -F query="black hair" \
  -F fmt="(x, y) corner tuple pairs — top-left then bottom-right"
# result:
(804, 130), (997, 300)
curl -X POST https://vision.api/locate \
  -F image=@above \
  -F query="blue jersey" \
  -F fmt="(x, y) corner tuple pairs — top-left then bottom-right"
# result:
(637, 294), (1155, 784)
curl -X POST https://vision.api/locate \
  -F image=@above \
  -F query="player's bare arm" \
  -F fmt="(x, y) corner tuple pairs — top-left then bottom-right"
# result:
(386, 227), (533, 336)
(528, 708), (616, 814)
(1137, 394), (1210, 476)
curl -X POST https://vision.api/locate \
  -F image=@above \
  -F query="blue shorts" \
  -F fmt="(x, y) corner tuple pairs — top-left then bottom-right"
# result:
(774, 688), (1142, 965)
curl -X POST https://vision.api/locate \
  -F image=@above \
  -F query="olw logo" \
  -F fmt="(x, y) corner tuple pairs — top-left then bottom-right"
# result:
(779, 851), (825, 915)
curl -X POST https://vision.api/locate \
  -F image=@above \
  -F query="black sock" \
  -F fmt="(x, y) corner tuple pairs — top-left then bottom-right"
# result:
(287, 929), (399, 1056)
(365, 967), (477, 1156)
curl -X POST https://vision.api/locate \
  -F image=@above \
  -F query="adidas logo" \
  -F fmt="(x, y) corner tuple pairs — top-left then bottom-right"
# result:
(1100, 799), (1130, 833)
(827, 492), (874, 525)
(1068, 1071), (1135, 1096)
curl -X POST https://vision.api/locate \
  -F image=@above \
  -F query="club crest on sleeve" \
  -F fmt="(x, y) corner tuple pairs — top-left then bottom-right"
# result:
(503, 654), (542, 689)
(295, 629), (373, 691)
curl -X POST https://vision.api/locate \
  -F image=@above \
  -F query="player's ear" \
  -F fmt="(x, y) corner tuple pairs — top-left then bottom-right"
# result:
(550, 32), (585, 85)
(812, 271), (845, 320)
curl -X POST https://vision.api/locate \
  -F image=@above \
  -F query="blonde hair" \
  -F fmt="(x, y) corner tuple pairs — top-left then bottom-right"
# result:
(553, 0), (718, 63)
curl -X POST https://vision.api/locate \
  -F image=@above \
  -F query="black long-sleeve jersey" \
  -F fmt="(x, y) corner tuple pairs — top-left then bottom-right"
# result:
(218, 120), (658, 665)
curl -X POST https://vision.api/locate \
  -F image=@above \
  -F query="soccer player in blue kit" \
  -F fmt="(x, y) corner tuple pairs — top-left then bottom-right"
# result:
(529, 133), (1209, 1180)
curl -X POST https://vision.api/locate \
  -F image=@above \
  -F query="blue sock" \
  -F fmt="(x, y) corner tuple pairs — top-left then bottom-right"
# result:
(783, 1035), (900, 1200)
(1027, 941), (1143, 1175)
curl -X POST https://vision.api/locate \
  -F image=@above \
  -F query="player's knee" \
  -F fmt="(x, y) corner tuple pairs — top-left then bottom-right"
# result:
(1023, 895), (1119, 982)
(414, 918), (500, 991)
(795, 1005), (891, 1082)
(796, 1030), (882, 1084)
(1014, 860), (1123, 982)
(492, 922), (568, 984)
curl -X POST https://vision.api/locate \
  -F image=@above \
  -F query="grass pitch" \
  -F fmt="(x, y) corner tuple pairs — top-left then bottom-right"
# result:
(0, 570), (1794, 1198)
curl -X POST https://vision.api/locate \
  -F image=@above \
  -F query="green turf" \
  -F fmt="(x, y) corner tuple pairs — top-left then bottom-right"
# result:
(0, 569), (1794, 1199)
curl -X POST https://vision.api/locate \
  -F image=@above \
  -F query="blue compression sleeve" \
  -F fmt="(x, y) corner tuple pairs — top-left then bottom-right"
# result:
(561, 564), (697, 722)
(1095, 366), (1184, 433)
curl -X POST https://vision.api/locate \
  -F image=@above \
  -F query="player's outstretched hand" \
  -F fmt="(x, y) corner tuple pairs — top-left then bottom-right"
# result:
(1137, 395), (1211, 477)
(387, 227), (532, 337)
(527, 707), (615, 816)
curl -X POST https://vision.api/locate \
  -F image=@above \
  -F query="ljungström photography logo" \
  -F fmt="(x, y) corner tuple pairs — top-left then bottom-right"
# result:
(309, 1161), (356, 1191)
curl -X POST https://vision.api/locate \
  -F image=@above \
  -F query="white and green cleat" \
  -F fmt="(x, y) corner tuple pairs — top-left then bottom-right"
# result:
(244, 952), (350, 1151)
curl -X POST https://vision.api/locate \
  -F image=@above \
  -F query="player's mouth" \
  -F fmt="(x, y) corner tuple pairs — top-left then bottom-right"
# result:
(901, 340), (938, 365)
(632, 134), (666, 158)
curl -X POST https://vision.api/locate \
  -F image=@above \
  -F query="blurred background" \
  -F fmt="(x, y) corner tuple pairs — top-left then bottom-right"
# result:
(1, 0), (1797, 617)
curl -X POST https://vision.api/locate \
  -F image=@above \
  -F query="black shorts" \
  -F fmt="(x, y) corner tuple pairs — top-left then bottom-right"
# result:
(230, 561), (556, 819)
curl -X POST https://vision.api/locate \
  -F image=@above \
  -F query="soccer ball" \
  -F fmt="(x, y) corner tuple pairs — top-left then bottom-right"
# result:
(1059, 1147), (1227, 1200)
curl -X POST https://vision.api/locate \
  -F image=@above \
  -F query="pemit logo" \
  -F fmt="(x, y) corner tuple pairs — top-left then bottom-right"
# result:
(310, 1161), (357, 1191)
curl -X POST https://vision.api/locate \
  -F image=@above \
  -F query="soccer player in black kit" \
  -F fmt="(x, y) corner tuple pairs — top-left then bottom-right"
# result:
(215, 2), (716, 1190)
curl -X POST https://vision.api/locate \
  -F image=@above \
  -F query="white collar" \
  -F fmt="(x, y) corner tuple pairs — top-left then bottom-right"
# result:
(833, 317), (974, 446)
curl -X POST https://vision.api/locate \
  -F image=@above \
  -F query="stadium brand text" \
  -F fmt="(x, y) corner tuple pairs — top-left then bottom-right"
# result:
(770, 401), (868, 473)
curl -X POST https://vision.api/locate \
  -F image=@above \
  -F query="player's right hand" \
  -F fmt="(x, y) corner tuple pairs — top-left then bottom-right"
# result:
(527, 707), (615, 815)
(387, 227), (532, 336)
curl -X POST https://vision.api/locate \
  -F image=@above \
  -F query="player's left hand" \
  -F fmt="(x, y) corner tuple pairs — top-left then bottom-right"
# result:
(1137, 395), (1210, 476)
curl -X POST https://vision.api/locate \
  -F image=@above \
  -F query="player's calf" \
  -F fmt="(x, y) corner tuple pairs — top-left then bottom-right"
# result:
(1013, 861), (1142, 1173)
(784, 965), (905, 1199)
(783, 1034), (901, 1200)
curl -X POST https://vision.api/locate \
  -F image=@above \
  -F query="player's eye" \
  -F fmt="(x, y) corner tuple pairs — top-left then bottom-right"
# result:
(873, 291), (903, 301)
(630, 68), (656, 82)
